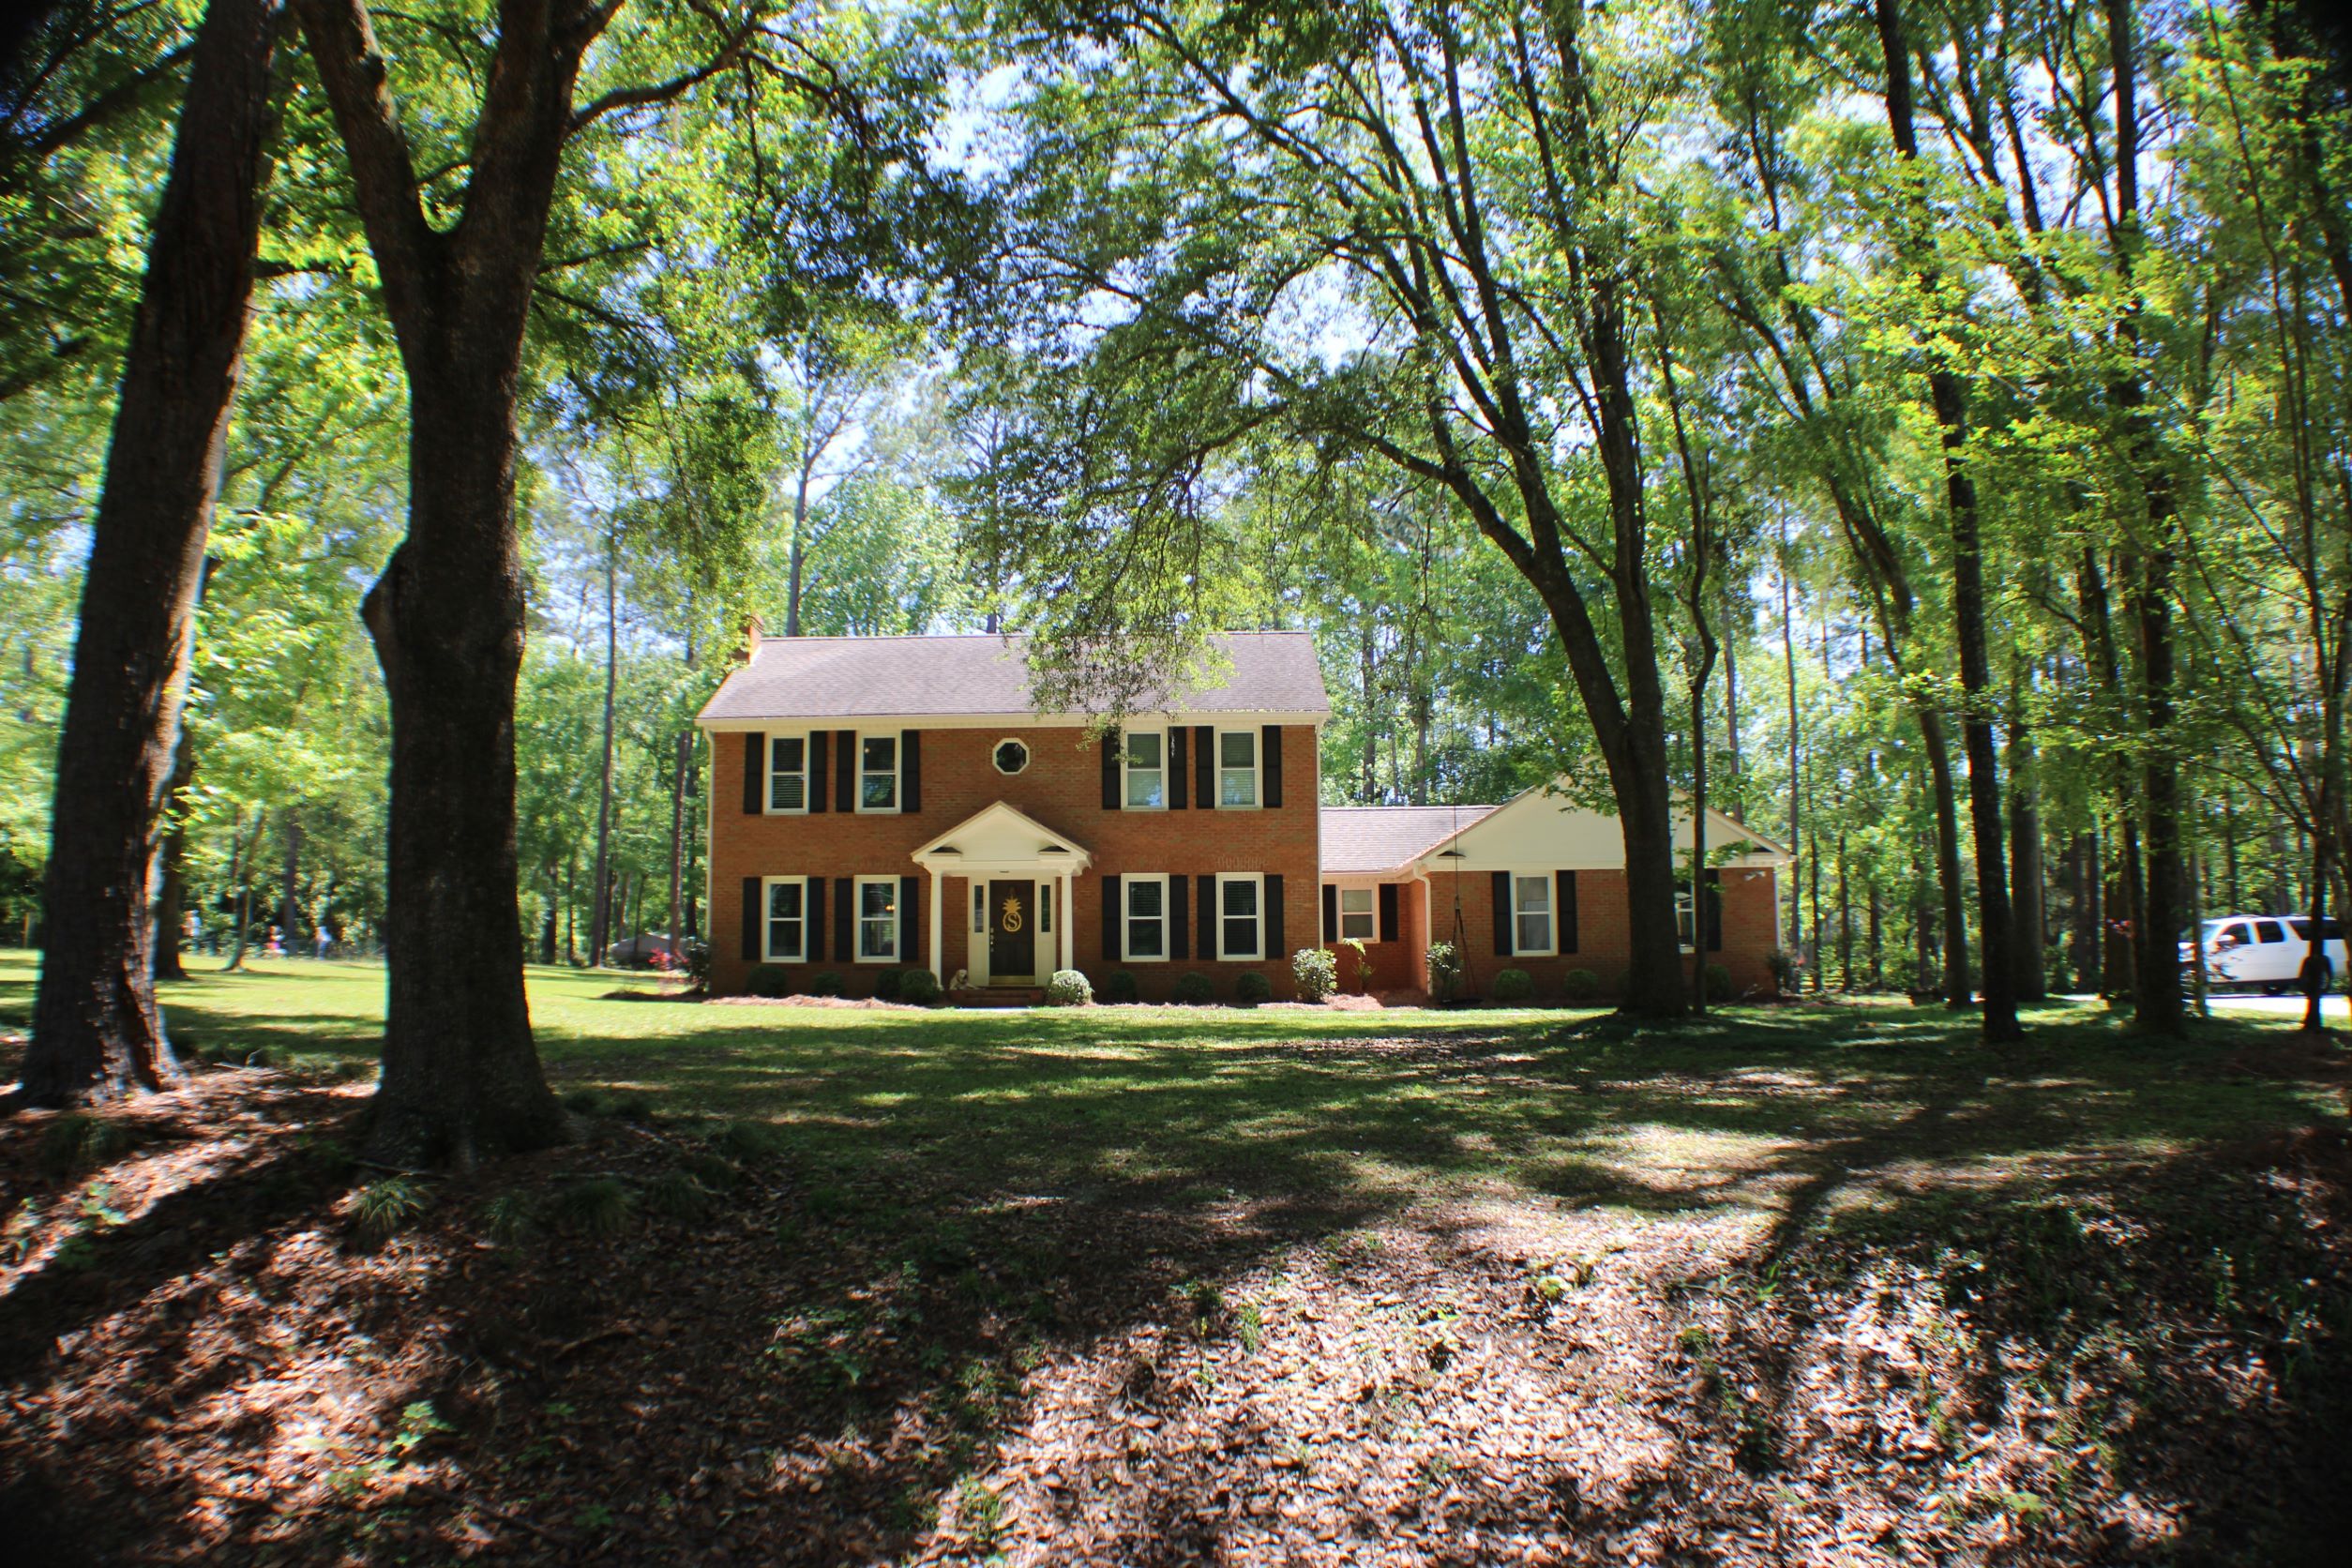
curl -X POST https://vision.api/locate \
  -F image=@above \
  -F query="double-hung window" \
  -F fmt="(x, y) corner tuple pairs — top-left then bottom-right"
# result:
(1124, 874), (1168, 960)
(763, 877), (807, 960)
(1217, 730), (1259, 807)
(1676, 885), (1697, 950)
(1513, 874), (1555, 956)
(1218, 874), (1263, 959)
(1338, 886), (1375, 942)
(767, 736), (807, 813)
(859, 734), (899, 812)
(855, 876), (898, 960)
(1123, 730), (1166, 809)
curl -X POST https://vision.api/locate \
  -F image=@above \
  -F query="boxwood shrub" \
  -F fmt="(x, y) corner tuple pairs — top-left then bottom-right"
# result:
(1491, 967), (1534, 1003)
(1102, 971), (1139, 1004)
(1173, 972), (1214, 1004)
(871, 967), (904, 1002)
(1045, 970), (1093, 1006)
(746, 963), (792, 998)
(1562, 968), (1602, 1003)
(1235, 971), (1272, 1005)
(897, 968), (942, 1006)
(807, 970), (844, 998)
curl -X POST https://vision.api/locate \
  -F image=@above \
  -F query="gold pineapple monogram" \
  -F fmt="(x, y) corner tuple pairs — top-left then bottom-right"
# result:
(1001, 897), (1023, 933)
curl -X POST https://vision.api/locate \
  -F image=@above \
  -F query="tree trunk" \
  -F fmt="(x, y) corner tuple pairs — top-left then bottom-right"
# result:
(21, 0), (280, 1108)
(1780, 526), (1803, 958)
(295, 0), (638, 1164)
(277, 808), (302, 944)
(2008, 710), (2046, 1002)
(539, 871), (558, 965)
(1877, 0), (2020, 1040)
(359, 380), (564, 1164)
(1838, 828), (1853, 990)
(152, 731), (199, 983)
(589, 520), (618, 964)
(2301, 835), (2333, 1032)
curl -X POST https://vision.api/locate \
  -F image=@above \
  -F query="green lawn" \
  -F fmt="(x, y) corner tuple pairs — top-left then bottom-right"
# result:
(4, 950), (2349, 1565)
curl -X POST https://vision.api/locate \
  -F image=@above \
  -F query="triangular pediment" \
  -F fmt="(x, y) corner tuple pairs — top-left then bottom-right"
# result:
(912, 802), (1093, 871)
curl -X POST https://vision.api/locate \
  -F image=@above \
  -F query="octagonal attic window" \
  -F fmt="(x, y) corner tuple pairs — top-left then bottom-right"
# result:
(993, 739), (1031, 776)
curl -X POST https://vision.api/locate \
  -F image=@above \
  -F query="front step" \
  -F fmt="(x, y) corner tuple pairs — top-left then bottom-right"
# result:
(963, 986), (1046, 1008)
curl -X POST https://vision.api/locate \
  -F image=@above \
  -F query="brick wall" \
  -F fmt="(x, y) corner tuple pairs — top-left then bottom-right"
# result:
(1415, 865), (1779, 1001)
(708, 723), (1322, 1001)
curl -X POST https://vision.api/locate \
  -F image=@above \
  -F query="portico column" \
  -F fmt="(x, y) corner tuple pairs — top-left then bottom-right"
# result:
(928, 867), (943, 984)
(1059, 873), (1073, 973)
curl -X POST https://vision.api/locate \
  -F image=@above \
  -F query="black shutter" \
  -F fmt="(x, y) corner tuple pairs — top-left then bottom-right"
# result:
(1101, 874), (1122, 960)
(1168, 728), (1188, 809)
(901, 875), (920, 962)
(1558, 870), (1578, 954)
(807, 877), (825, 960)
(835, 730), (855, 809)
(1171, 875), (1190, 959)
(1197, 874), (1217, 959)
(1492, 870), (1514, 957)
(809, 731), (830, 813)
(1705, 868), (1724, 952)
(1194, 725), (1214, 807)
(741, 876), (761, 960)
(1322, 883), (1338, 943)
(1266, 874), (1284, 957)
(901, 731), (921, 813)
(1379, 882), (1400, 943)
(1102, 736), (1122, 810)
(834, 876), (852, 962)
(742, 733), (765, 815)
(1262, 725), (1283, 808)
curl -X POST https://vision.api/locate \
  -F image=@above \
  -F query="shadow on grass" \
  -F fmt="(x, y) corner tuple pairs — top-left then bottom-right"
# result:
(5, 972), (2349, 1563)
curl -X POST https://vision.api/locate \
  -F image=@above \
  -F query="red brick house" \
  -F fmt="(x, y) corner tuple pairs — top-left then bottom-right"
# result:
(697, 631), (1787, 1001)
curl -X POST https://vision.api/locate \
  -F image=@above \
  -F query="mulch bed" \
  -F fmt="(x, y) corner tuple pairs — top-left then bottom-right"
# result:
(4, 1051), (2349, 1566)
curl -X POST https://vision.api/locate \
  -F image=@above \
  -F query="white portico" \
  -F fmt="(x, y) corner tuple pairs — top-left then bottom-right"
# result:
(910, 802), (1093, 987)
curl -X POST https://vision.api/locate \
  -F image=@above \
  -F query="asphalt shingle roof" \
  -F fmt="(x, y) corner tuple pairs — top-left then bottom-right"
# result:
(1319, 804), (1499, 875)
(699, 631), (1330, 723)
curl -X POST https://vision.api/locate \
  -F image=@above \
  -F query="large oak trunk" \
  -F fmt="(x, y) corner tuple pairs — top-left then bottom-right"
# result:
(361, 384), (564, 1165)
(21, 0), (278, 1107)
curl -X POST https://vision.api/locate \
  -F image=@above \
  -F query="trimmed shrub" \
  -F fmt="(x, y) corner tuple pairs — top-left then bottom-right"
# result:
(746, 963), (792, 998)
(897, 968), (943, 1006)
(1174, 972), (1214, 1004)
(1045, 969), (1093, 1006)
(1765, 948), (1799, 995)
(807, 970), (844, 998)
(682, 939), (712, 991)
(1426, 942), (1463, 1003)
(1103, 971), (1140, 1004)
(1491, 967), (1534, 1003)
(1704, 962), (1735, 1003)
(1562, 968), (1602, 1003)
(1291, 946), (1337, 1003)
(1235, 971), (1272, 1005)
(871, 967), (904, 1003)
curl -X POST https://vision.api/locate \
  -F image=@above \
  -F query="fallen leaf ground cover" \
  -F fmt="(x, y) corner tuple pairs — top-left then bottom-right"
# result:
(3, 953), (2349, 1566)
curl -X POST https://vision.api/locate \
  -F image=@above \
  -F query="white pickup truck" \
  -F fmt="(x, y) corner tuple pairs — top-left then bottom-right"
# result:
(2184, 913), (2347, 993)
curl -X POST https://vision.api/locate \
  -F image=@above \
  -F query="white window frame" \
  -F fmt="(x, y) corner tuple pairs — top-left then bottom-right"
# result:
(1217, 873), (1265, 961)
(765, 734), (809, 815)
(1216, 729), (1260, 808)
(854, 875), (900, 962)
(1512, 872), (1557, 957)
(1675, 885), (1697, 952)
(761, 875), (808, 961)
(856, 731), (900, 814)
(1337, 885), (1375, 942)
(991, 736), (1031, 776)
(1123, 873), (1169, 963)
(1122, 728), (1167, 810)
